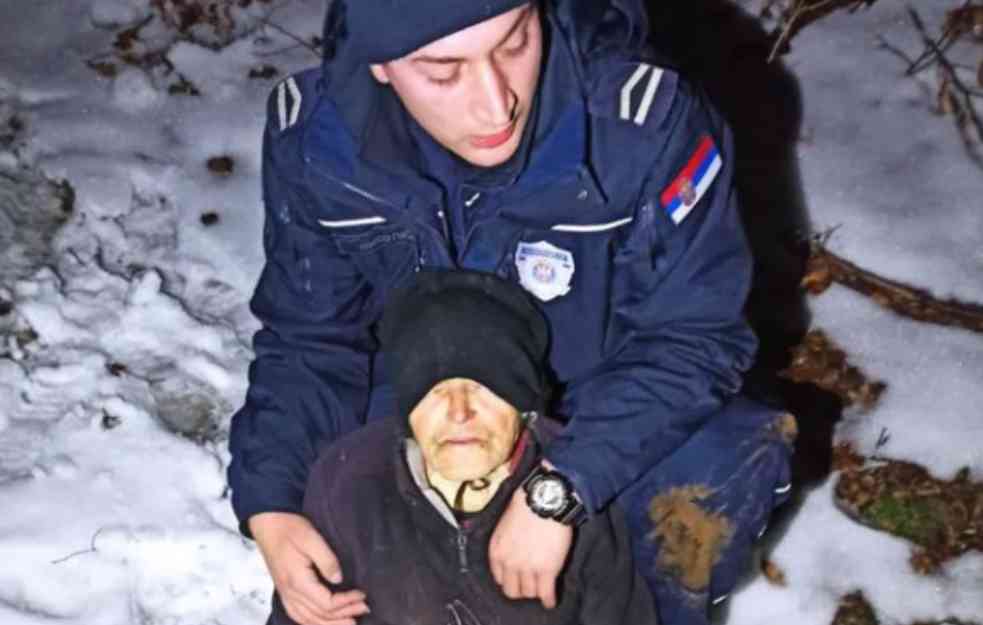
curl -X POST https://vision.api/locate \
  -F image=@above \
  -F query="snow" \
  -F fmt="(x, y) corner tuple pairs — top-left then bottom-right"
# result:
(0, 1), (981, 624)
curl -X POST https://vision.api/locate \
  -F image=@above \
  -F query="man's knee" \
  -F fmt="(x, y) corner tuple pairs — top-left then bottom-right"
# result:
(625, 401), (797, 599)
(647, 485), (734, 593)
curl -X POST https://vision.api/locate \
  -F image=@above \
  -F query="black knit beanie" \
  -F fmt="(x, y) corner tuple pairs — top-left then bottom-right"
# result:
(344, 0), (532, 63)
(379, 270), (550, 419)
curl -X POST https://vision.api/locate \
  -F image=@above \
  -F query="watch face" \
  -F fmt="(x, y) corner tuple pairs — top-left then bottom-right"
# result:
(531, 477), (567, 513)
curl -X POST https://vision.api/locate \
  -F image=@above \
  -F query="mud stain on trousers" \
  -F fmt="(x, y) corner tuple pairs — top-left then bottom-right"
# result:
(647, 485), (734, 592)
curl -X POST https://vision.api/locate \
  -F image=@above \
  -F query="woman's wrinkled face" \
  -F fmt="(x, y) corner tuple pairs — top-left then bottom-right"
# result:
(409, 378), (521, 481)
(369, 4), (543, 168)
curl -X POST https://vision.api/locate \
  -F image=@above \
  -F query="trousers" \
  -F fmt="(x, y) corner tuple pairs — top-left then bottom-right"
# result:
(615, 396), (796, 625)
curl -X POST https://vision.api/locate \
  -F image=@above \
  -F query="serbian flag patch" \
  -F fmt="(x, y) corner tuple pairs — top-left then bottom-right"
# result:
(660, 135), (722, 225)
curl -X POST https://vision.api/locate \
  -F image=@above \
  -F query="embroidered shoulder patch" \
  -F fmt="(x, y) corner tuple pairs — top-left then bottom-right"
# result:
(660, 134), (722, 225)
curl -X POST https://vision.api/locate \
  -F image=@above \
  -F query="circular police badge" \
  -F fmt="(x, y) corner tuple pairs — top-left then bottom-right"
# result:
(515, 240), (574, 302)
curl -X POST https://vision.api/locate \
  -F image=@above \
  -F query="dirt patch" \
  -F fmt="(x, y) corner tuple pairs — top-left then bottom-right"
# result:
(0, 167), (75, 283)
(647, 485), (733, 591)
(86, 0), (281, 95)
(831, 591), (879, 625)
(779, 329), (886, 411)
(834, 446), (983, 573)
(830, 591), (981, 625)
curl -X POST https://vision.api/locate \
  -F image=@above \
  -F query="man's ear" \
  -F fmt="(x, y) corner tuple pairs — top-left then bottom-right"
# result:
(369, 64), (391, 84)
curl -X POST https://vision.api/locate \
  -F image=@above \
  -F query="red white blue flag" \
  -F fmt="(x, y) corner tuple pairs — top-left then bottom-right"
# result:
(660, 135), (722, 225)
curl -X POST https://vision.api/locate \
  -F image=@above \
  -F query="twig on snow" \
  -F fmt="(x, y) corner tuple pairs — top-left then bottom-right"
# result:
(767, 0), (877, 63)
(803, 240), (983, 335)
(51, 527), (106, 565)
(906, 6), (983, 165)
(256, 16), (321, 59)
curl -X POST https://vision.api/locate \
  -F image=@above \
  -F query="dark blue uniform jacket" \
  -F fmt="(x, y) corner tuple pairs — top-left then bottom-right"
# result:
(228, 0), (757, 534)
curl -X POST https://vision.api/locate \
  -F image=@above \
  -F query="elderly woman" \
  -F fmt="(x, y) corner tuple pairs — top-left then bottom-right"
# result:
(270, 270), (656, 625)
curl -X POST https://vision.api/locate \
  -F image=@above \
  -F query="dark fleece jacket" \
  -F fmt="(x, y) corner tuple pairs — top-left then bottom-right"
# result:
(270, 417), (657, 625)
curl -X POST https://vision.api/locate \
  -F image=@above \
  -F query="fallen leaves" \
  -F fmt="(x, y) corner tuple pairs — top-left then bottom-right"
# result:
(831, 591), (879, 625)
(779, 329), (886, 411)
(830, 590), (982, 625)
(150, 0), (274, 49)
(834, 448), (983, 574)
(86, 0), (283, 94)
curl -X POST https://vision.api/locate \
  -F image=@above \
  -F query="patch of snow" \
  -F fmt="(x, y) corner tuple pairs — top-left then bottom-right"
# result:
(89, 0), (151, 29)
(111, 68), (163, 113)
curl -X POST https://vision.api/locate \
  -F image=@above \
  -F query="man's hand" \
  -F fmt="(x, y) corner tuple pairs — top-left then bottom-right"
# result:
(250, 512), (370, 625)
(489, 489), (573, 609)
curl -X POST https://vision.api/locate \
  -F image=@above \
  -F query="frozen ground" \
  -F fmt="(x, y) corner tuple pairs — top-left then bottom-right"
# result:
(0, 1), (980, 624)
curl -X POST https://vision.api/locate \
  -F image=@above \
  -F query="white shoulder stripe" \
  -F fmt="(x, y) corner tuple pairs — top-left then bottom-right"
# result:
(318, 216), (387, 228)
(634, 67), (664, 126)
(275, 77), (302, 131)
(276, 81), (288, 131)
(620, 63), (650, 122)
(286, 77), (302, 127)
(551, 217), (633, 233)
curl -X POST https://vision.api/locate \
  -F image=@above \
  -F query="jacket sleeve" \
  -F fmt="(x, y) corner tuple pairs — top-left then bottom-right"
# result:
(577, 506), (659, 624)
(270, 448), (360, 625)
(227, 100), (380, 537)
(546, 84), (757, 513)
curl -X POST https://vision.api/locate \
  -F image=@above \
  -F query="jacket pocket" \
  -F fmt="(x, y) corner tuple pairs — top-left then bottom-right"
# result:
(326, 221), (421, 293)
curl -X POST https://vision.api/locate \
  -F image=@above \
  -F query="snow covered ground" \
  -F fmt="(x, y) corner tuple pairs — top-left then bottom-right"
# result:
(0, 1), (980, 624)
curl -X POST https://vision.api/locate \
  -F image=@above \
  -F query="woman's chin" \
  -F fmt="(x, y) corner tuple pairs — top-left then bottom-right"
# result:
(435, 451), (496, 482)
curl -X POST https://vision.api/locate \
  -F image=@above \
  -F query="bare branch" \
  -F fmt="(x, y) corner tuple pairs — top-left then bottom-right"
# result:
(907, 6), (983, 152)
(256, 16), (321, 59)
(51, 527), (106, 565)
(805, 240), (983, 335)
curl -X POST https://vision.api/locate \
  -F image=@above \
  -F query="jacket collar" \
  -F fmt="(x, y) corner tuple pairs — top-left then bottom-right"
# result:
(394, 426), (541, 530)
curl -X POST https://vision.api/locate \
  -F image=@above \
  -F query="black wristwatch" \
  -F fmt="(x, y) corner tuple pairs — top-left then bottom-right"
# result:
(521, 465), (587, 526)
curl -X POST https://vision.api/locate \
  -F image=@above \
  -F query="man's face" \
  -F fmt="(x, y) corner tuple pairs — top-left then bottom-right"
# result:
(369, 4), (543, 168)
(409, 378), (521, 481)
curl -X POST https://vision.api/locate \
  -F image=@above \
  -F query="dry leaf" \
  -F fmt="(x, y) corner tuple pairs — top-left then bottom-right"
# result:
(86, 60), (119, 78)
(206, 155), (234, 175)
(761, 559), (787, 586)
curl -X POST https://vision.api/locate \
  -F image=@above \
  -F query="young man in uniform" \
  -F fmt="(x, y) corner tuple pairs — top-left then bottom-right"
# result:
(229, 2), (796, 624)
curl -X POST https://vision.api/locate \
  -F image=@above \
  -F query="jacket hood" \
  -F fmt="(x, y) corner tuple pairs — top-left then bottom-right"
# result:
(315, 0), (653, 188)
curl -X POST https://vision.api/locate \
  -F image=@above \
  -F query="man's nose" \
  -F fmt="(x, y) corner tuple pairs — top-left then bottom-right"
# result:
(446, 387), (475, 424)
(473, 61), (515, 127)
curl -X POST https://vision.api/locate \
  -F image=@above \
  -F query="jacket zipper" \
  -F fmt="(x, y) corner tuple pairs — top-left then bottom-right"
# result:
(457, 531), (468, 573)
(437, 209), (451, 242)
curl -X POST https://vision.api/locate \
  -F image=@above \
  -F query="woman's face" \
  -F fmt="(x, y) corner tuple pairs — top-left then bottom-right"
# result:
(409, 378), (521, 481)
